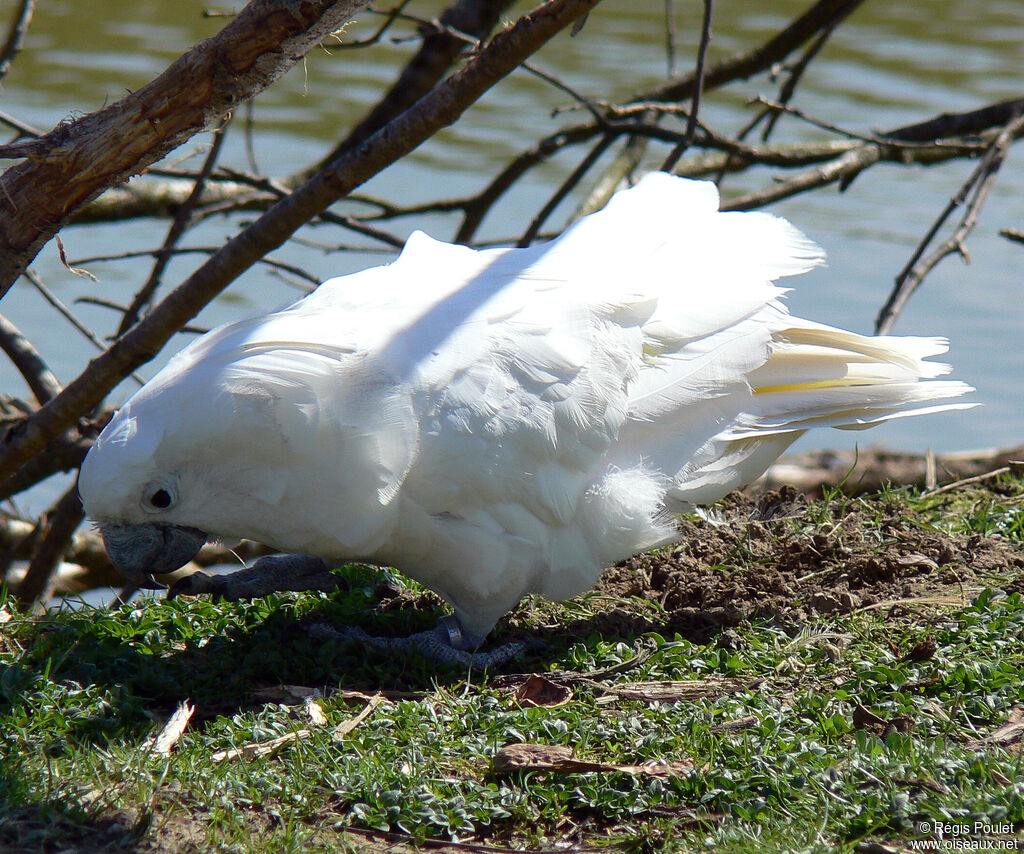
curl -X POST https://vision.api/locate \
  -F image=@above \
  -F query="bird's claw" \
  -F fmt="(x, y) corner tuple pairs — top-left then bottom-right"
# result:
(165, 554), (343, 603)
(437, 614), (466, 649)
(308, 619), (530, 668)
(167, 570), (232, 601)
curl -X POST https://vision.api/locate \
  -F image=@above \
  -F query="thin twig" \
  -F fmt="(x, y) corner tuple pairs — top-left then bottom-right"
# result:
(244, 98), (259, 174)
(660, 0), (712, 172)
(0, 108), (41, 137)
(315, 0), (513, 168)
(664, 0), (676, 78)
(332, 0), (416, 49)
(638, 0), (866, 104)
(516, 133), (615, 246)
(118, 117), (232, 337)
(76, 298), (210, 335)
(570, 130), (649, 222)
(315, 211), (406, 249)
(21, 269), (147, 387)
(70, 245), (321, 285)
(754, 96), (906, 147)
(521, 60), (606, 124)
(758, 16), (844, 142)
(924, 467), (1011, 498)
(875, 110), (1024, 334)
(0, 0), (34, 82)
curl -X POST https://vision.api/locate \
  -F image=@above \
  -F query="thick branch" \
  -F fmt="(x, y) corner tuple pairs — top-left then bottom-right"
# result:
(0, 313), (60, 405)
(15, 484), (84, 605)
(0, 0), (602, 487)
(0, 0), (370, 294)
(882, 97), (1024, 142)
(0, 431), (93, 503)
(719, 106), (1024, 212)
(69, 177), (273, 224)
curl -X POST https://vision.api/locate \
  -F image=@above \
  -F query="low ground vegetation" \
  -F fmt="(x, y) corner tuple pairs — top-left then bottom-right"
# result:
(1, 475), (1022, 853)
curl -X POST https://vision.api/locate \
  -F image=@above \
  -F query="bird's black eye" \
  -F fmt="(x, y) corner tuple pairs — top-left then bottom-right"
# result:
(149, 488), (173, 509)
(141, 479), (178, 514)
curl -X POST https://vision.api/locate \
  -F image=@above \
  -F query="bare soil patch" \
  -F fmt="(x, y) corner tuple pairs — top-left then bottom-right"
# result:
(539, 486), (1024, 644)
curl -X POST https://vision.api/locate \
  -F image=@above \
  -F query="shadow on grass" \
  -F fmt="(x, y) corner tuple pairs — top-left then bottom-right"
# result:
(0, 570), (697, 853)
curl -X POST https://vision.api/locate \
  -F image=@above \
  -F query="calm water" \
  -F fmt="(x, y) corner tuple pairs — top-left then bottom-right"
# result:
(1, 0), (1022, 514)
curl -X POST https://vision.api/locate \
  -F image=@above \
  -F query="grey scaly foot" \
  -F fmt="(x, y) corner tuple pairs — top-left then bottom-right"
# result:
(308, 615), (530, 668)
(167, 554), (343, 601)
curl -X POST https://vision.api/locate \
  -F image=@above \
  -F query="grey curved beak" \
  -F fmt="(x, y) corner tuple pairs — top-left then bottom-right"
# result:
(99, 522), (208, 589)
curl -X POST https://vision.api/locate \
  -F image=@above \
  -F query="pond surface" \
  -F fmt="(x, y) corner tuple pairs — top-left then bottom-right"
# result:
(1, 0), (1022, 515)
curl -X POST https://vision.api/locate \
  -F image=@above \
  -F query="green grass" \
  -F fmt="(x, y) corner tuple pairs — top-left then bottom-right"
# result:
(1, 480), (1023, 853)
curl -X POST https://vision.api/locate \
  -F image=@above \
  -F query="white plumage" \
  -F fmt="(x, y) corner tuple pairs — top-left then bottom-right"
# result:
(79, 173), (973, 643)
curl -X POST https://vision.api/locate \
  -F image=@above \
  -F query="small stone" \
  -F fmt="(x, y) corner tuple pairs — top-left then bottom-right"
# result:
(715, 628), (744, 650)
(808, 592), (841, 614)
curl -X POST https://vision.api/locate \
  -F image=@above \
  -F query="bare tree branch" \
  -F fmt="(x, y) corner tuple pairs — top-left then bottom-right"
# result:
(517, 133), (615, 246)
(314, 0), (515, 169)
(0, 0), (604, 487)
(14, 484), (83, 605)
(69, 176), (273, 224)
(0, 431), (97, 504)
(881, 96), (1024, 142)
(755, 14), (845, 142)
(0, 0), (34, 83)
(999, 227), (1024, 246)
(0, 108), (41, 138)
(660, 0), (713, 172)
(719, 100), (1024, 213)
(455, 0), (867, 241)
(637, 0), (866, 105)
(0, 0), (371, 294)
(571, 132), (649, 221)
(0, 313), (60, 405)
(21, 269), (147, 387)
(875, 110), (1024, 334)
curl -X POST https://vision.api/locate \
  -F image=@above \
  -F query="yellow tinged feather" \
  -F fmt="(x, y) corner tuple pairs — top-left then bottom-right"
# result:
(753, 378), (870, 394)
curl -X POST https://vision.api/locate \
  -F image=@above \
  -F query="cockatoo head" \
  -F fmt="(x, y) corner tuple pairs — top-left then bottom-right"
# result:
(79, 398), (210, 588)
(77, 325), (401, 588)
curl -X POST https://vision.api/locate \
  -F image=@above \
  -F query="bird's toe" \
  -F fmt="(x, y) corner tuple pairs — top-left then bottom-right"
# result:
(167, 570), (231, 601)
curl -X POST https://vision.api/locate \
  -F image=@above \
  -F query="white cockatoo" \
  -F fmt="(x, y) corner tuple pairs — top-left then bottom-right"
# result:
(79, 173), (972, 659)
